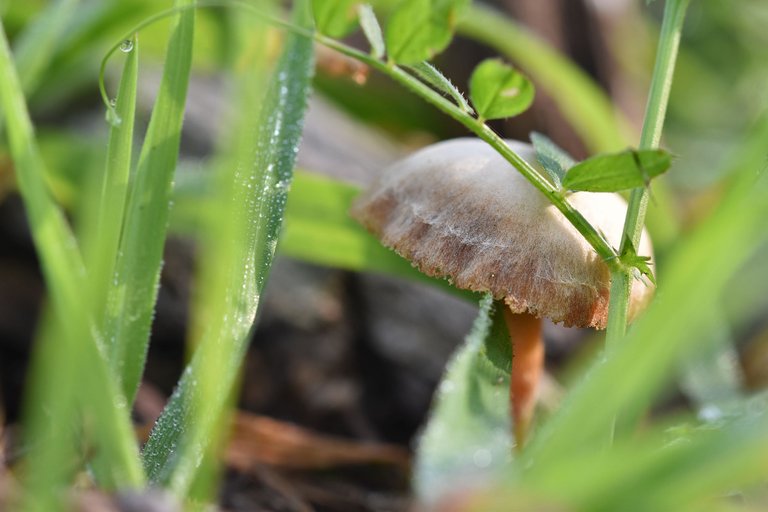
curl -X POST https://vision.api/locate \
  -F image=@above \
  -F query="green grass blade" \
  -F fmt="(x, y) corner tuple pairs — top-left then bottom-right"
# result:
(0, 31), (82, 294)
(0, 18), (143, 507)
(634, 417), (768, 511)
(141, 0), (315, 494)
(11, 0), (80, 94)
(103, 0), (195, 404)
(514, 410), (768, 511)
(81, 35), (138, 328)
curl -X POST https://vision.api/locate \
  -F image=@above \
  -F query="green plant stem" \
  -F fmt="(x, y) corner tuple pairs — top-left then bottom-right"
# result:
(625, 0), (691, 248)
(605, 268), (631, 359)
(103, 0), (195, 404)
(605, 0), (690, 348)
(86, 35), (138, 330)
(317, 34), (621, 269)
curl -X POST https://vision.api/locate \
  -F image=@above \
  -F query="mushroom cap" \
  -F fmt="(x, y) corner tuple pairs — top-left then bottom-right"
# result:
(350, 138), (654, 328)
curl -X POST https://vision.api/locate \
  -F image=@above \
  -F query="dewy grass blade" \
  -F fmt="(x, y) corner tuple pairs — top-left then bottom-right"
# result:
(172, 8), (276, 502)
(103, 0), (195, 404)
(0, 18), (143, 506)
(141, 0), (315, 495)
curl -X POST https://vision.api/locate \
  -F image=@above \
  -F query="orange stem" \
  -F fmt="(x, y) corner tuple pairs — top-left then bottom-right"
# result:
(503, 309), (544, 450)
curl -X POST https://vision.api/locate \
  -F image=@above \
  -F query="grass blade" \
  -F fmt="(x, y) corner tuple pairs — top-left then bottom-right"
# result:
(0, 17), (143, 508)
(103, 0), (195, 404)
(82, 35), (139, 329)
(141, 0), (315, 494)
(513, 409), (768, 511)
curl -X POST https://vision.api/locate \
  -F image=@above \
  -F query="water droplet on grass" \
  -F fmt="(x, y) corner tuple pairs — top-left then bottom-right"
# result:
(120, 39), (134, 53)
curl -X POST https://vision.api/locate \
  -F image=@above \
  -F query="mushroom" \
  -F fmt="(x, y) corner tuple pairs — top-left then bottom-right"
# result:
(350, 138), (654, 447)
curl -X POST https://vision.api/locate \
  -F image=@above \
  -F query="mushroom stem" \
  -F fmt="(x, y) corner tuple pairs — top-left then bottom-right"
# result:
(502, 308), (544, 450)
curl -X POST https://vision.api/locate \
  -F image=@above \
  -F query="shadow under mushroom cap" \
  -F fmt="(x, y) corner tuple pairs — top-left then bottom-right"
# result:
(351, 138), (654, 329)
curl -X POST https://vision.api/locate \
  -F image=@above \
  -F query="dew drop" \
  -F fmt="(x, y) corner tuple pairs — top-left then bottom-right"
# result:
(120, 39), (134, 53)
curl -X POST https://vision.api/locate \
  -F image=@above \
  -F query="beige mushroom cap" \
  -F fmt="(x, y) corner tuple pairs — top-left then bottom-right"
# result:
(351, 138), (654, 328)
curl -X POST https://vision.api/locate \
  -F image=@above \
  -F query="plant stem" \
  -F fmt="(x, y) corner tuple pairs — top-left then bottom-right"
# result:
(605, 0), (691, 349)
(318, 34), (621, 270)
(625, 0), (691, 250)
